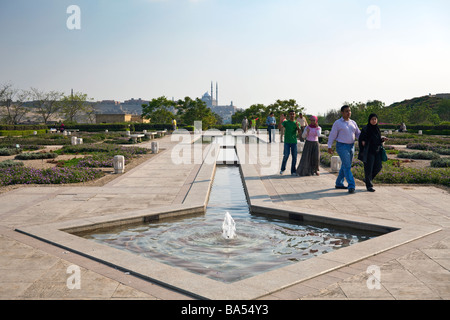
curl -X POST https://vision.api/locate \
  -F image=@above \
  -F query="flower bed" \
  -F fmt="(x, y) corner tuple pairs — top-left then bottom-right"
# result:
(352, 166), (450, 187)
(0, 148), (21, 156)
(407, 143), (450, 155)
(320, 147), (449, 187)
(397, 151), (441, 160)
(0, 166), (105, 186)
(0, 160), (24, 168)
(57, 144), (148, 159)
(56, 144), (148, 169)
(15, 152), (58, 160)
(431, 158), (450, 168)
(76, 157), (115, 168)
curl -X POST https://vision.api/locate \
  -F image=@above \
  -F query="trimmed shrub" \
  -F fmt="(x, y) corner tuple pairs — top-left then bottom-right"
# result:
(0, 160), (24, 168)
(0, 148), (21, 156)
(397, 151), (440, 160)
(352, 166), (450, 187)
(0, 166), (105, 186)
(407, 143), (450, 155)
(431, 158), (450, 168)
(15, 152), (58, 160)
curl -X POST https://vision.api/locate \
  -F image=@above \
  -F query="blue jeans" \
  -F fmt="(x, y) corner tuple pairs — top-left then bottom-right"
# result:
(267, 125), (276, 143)
(335, 142), (355, 189)
(281, 143), (298, 174)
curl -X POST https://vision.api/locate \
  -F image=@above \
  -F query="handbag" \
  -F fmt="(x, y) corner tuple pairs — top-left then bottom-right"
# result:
(381, 146), (388, 162)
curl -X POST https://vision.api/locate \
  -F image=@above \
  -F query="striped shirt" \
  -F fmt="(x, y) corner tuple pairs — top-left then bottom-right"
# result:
(327, 117), (361, 148)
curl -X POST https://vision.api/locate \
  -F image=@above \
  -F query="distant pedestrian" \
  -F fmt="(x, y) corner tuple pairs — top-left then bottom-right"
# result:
(279, 113), (286, 142)
(172, 118), (177, 131)
(242, 117), (249, 133)
(297, 114), (308, 142)
(327, 105), (361, 194)
(251, 117), (258, 133)
(297, 115), (322, 176)
(399, 122), (407, 133)
(358, 114), (388, 192)
(266, 112), (276, 143)
(280, 110), (300, 175)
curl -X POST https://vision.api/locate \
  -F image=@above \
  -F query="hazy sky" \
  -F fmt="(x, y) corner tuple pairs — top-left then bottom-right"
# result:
(1, 0), (449, 115)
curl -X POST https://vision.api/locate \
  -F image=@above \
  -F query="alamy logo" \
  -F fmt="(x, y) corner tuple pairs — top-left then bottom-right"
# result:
(367, 5), (381, 30)
(366, 265), (381, 290)
(66, 5), (81, 30)
(66, 265), (81, 290)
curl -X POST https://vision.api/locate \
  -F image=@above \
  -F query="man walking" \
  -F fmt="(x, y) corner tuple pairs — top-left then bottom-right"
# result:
(327, 105), (361, 194)
(280, 110), (301, 175)
(266, 112), (276, 143)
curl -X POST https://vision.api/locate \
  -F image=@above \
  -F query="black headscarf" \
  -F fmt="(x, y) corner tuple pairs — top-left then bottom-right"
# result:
(366, 113), (382, 147)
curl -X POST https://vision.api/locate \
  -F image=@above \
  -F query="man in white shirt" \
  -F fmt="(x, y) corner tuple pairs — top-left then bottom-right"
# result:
(297, 114), (308, 142)
(327, 105), (361, 194)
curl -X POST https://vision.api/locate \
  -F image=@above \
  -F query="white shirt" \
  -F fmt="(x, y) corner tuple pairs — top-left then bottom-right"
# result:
(327, 117), (361, 148)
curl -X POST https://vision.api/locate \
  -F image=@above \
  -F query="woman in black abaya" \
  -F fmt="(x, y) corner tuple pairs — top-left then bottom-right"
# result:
(358, 114), (387, 192)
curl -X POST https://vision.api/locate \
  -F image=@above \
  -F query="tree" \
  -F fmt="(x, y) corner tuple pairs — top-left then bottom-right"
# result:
(232, 103), (267, 125)
(142, 96), (176, 124)
(60, 91), (94, 123)
(436, 99), (450, 122)
(324, 109), (341, 123)
(0, 83), (31, 125)
(389, 105), (410, 125)
(175, 97), (217, 129)
(30, 88), (63, 124)
(267, 99), (305, 118)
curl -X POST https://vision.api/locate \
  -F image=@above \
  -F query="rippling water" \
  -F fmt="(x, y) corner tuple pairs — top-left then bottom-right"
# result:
(83, 166), (377, 283)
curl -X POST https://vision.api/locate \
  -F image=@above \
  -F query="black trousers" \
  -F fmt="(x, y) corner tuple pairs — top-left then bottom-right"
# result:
(364, 151), (383, 189)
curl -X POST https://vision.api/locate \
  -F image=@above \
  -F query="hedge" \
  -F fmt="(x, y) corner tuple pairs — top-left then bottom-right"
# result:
(0, 125), (48, 131)
(0, 129), (47, 137)
(15, 152), (58, 160)
(48, 123), (174, 132)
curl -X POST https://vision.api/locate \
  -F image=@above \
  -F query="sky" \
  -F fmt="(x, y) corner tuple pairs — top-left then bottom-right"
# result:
(0, 0), (449, 116)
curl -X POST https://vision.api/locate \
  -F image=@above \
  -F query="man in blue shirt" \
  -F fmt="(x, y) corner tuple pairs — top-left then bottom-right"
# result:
(328, 105), (361, 194)
(266, 112), (276, 143)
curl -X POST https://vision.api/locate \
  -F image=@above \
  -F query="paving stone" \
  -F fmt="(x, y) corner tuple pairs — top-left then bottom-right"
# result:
(0, 135), (448, 300)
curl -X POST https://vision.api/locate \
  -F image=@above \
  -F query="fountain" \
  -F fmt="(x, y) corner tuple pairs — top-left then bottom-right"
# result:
(222, 212), (236, 239)
(80, 165), (379, 283)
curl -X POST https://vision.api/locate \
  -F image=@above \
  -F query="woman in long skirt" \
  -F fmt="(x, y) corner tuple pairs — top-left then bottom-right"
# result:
(297, 116), (322, 176)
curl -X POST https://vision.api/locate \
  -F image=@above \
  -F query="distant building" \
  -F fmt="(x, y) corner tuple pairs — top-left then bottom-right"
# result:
(95, 114), (150, 124)
(121, 98), (149, 115)
(95, 100), (124, 114)
(201, 82), (237, 124)
(434, 93), (450, 100)
(94, 99), (149, 115)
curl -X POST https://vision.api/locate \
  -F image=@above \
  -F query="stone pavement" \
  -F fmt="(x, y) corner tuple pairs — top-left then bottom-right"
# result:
(0, 133), (449, 300)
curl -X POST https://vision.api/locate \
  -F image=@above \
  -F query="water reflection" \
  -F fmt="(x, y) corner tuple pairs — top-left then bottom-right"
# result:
(83, 166), (377, 283)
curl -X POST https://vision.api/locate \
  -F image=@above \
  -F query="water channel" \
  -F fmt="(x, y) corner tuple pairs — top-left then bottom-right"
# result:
(82, 151), (378, 282)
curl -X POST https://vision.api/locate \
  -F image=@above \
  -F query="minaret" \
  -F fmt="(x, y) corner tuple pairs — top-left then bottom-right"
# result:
(211, 81), (214, 102)
(216, 82), (219, 106)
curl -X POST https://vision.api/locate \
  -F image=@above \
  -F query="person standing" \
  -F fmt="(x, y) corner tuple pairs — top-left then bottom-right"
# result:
(266, 112), (276, 143)
(242, 116), (249, 133)
(251, 117), (258, 134)
(297, 115), (322, 176)
(280, 110), (301, 175)
(327, 105), (361, 194)
(172, 118), (177, 131)
(297, 114), (308, 142)
(358, 114), (388, 192)
(279, 113), (286, 142)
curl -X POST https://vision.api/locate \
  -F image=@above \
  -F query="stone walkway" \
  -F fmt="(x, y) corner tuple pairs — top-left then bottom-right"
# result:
(0, 133), (448, 300)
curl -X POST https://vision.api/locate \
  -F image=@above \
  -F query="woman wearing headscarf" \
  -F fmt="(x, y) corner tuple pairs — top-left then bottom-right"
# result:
(358, 114), (388, 192)
(296, 115), (322, 176)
